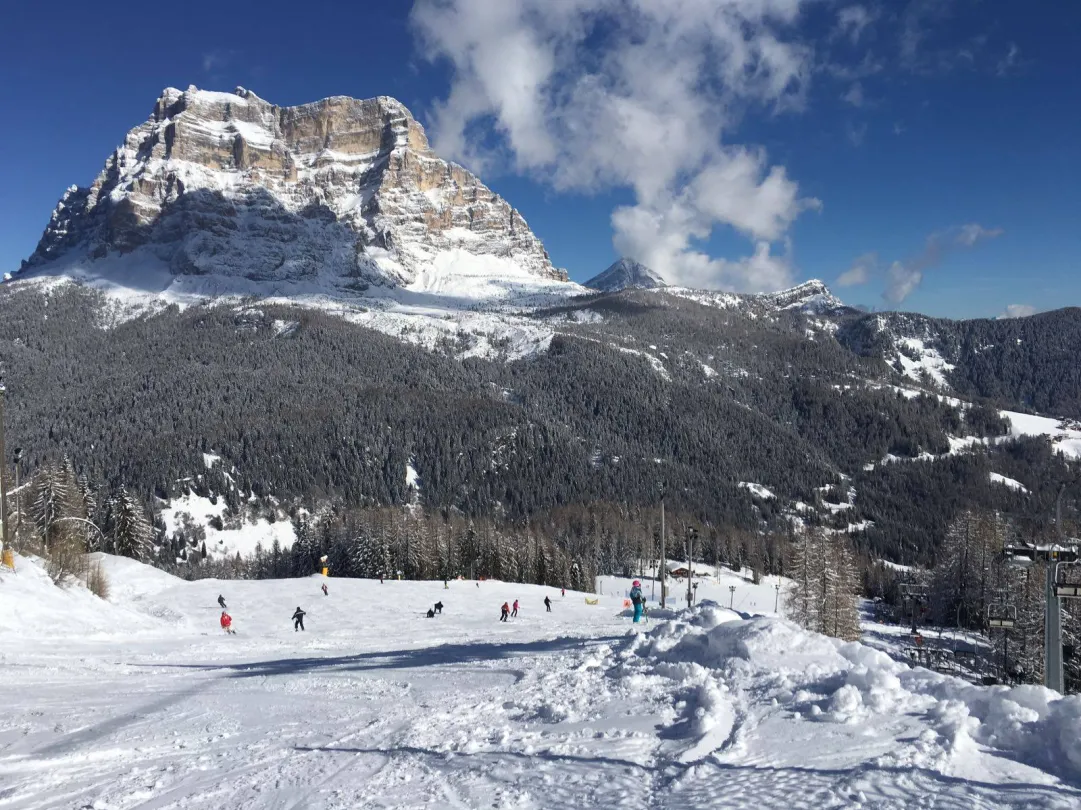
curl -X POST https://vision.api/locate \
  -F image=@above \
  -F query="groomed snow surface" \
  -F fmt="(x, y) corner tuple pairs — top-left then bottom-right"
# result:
(2, 555), (1080, 809)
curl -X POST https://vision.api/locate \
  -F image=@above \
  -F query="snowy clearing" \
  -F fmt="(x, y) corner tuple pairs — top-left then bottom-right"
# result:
(1001, 410), (1081, 460)
(895, 337), (956, 388)
(990, 472), (1029, 493)
(159, 491), (295, 560)
(1, 555), (1079, 809)
(738, 481), (775, 500)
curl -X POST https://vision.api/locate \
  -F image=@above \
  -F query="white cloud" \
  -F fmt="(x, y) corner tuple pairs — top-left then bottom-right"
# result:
(836, 5), (873, 45)
(997, 42), (1020, 77)
(884, 260), (922, 304)
(957, 223), (1003, 246)
(202, 50), (230, 73)
(999, 304), (1037, 319)
(883, 223), (1003, 304)
(842, 82), (864, 107)
(411, 0), (819, 291)
(845, 120), (868, 146)
(837, 252), (877, 287)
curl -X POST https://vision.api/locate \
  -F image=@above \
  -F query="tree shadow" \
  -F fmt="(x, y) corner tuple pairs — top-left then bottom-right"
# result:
(294, 742), (1081, 797)
(139, 634), (625, 680)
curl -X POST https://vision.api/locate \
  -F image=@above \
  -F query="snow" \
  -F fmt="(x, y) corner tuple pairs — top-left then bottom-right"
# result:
(990, 472), (1029, 493)
(201, 452), (222, 469)
(1001, 410), (1081, 460)
(949, 435), (988, 454)
(3, 553), (1079, 809)
(229, 118), (276, 148)
(10, 250), (582, 362)
(159, 490), (295, 559)
(404, 248), (586, 302)
(189, 87), (252, 106)
(878, 559), (915, 573)
(614, 345), (671, 381)
(739, 481), (775, 499)
(895, 337), (956, 387)
(842, 519), (874, 533)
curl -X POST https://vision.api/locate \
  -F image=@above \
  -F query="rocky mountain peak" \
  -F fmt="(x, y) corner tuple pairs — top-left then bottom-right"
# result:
(584, 258), (667, 292)
(23, 86), (566, 290)
(762, 279), (844, 312)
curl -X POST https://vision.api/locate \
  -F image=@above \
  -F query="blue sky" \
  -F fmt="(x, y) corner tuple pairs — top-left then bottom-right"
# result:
(0, 0), (1077, 319)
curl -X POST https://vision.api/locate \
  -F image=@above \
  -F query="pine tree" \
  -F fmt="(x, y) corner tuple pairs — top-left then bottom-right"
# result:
(931, 510), (998, 630)
(785, 530), (824, 632)
(30, 463), (75, 550)
(822, 535), (861, 641)
(109, 488), (154, 561)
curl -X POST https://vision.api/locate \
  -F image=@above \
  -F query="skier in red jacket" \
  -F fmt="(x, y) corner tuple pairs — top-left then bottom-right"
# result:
(220, 611), (235, 634)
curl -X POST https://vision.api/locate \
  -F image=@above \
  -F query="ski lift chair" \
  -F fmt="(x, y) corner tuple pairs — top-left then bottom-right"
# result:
(986, 603), (1017, 629)
(1053, 560), (1081, 598)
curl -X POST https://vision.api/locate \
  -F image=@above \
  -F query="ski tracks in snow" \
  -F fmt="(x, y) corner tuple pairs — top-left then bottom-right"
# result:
(3, 569), (1081, 809)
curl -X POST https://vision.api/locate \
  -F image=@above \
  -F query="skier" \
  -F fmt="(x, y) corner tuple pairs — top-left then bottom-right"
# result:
(500, 602), (510, 622)
(561, 588), (565, 598)
(379, 573), (384, 584)
(434, 601), (444, 614)
(220, 611), (235, 634)
(444, 578), (449, 589)
(512, 599), (519, 618)
(321, 583), (328, 596)
(630, 580), (644, 623)
(544, 595), (552, 612)
(217, 594), (227, 609)
(292, 606), (306, 632)
(427, 607), (436, 618)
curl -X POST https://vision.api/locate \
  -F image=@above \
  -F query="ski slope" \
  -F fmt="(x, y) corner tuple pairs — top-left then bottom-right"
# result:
(1, 555), (1080, 809)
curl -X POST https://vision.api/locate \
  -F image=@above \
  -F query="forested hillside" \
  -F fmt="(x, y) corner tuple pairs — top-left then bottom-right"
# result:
(2, 281), (1077, 569)
(837, 307), (1081, 418)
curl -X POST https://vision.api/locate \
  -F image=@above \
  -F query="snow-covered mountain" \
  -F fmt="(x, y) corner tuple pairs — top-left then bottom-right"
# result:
(18, 86), (566, 298)
(584, 257), (667, 291)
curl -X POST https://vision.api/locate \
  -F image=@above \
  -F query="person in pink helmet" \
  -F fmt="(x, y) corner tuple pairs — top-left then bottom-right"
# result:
(630, 580), (644, 623)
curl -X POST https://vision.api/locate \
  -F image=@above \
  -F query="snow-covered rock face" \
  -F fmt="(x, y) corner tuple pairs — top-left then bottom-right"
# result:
(585, 257), (667, 292)
(762, 279), (844, 313)
(25, 86), (565, 289)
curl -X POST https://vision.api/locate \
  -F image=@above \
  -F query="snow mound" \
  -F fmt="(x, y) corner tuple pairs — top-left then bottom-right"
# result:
(0, 553), (174, 639)
(619, 604), (1081, 785)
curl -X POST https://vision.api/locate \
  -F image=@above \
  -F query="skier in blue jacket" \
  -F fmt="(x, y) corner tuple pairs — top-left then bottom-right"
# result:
(630, 580), (644, 623)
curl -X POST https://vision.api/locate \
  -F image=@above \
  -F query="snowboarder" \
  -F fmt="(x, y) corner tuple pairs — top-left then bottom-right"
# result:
(512, 599), (519, 618)
(292, 606), (306, 632)
(427, 608), (436, 618)
(220, 611), (234, 634)
(544, 596), (552, 612)
(217, 594), (227, 609)
(500, 602), (510, 622)
(630, 580), (644, 623)
(434, 601), (444, 614)
(321, 583), (328, 596)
